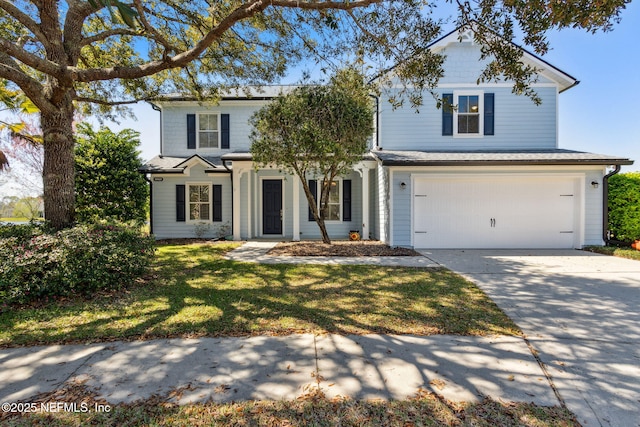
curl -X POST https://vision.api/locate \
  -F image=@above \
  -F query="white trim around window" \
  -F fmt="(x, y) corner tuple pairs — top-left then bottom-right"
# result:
(186, 182), (212, 223)
(196, 112), (221, 149)
(453, 90), (484, 138)
(319, 178), (343, 222)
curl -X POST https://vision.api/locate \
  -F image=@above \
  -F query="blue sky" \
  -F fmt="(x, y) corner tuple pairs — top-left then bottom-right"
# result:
(110, 2), (639, 173)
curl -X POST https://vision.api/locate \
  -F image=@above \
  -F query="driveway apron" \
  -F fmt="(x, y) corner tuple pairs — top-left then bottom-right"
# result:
(421, 249), (640, 427)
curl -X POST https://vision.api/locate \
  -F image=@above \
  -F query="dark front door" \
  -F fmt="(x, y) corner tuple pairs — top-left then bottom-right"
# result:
(263, 179), (282, 235)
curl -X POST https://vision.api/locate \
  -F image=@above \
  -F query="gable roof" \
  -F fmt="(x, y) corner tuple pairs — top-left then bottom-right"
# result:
(140, 155), (230, 174)
(374, 23), (579, 93)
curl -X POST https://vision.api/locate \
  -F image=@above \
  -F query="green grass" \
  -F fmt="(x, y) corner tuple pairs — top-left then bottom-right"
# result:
(0, 217), (34, 222)
(1, 389), (578, 427)
(0, 242), (520, 347)
(583, 245), (640, 261)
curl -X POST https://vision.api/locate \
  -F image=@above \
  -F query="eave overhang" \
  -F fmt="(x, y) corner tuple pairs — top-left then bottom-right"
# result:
(373, 150), (634, 167)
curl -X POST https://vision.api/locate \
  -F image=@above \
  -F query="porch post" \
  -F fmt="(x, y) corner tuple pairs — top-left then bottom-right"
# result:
(361, 167), (370, 240)
(247, 168), (252, 239)
(232, 164), (244, 241)
(292, 176), (300, 241)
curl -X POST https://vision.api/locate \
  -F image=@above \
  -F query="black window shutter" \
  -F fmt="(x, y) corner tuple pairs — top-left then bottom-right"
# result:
(342, 180), (352, 221)
(187, 114), (196, 149)
(176, 185), (186, 222)
(442, 93), (454, 136)
(308, 180), (317, 221)
(221, 114), (230, 149)
(213, 185), (222, 222)
(484, 93), (494, 135)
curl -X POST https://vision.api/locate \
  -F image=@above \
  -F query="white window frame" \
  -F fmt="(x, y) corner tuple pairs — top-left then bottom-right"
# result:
(318, 179), (342, 222)
(453, 91), (484, 138)
(186, 182), (212, 223)
(197, 112), (221, 149)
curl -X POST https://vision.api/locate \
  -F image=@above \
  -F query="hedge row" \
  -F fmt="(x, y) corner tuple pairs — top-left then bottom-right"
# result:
(0, 222), (155, 305)
(609, 172), (640, 243)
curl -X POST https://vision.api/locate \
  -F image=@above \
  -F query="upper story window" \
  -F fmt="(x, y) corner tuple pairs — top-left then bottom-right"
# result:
(454, 91), (483, 137)
(457, 95), (480, 134)
(443, 91), (494, 137)
(198, 113), (220, 148)
(187, 113), (229, 150)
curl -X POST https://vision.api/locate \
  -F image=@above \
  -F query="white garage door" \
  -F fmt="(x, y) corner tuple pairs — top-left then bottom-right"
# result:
(412, 175), (579, 249)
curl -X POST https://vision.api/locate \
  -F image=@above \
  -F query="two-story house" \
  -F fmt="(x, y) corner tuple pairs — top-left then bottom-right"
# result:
(141, 26), (633, 248)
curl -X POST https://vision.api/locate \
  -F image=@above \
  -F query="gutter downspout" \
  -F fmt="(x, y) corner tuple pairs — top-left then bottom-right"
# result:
(368, 94), (380, 150)
(222, 159), (233, 237)
(142, 173), (153, 236)
(148, 102), (163, 156)
(602, 164), (621, 245)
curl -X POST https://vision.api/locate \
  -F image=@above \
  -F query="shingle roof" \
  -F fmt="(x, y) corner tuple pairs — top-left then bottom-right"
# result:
(140, 155), (228, 173)
(220, 152), (378, 162)
(373, 149), (634, 166)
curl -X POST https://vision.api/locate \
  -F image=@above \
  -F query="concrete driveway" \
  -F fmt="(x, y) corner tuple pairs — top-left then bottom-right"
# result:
(420, 249), (640, 427)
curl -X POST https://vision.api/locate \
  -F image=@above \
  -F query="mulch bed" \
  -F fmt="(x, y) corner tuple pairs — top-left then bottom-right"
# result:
(267, 241), (421, 257)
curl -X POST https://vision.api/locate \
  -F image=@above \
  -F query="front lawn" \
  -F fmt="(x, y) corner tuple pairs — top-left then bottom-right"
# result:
(0, 243), (520, 347)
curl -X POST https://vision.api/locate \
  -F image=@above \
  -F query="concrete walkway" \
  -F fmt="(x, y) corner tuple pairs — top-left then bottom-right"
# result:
(225, 241), (440, 267)
(422, 249), (640, 427)
(0, 334), (556, 406)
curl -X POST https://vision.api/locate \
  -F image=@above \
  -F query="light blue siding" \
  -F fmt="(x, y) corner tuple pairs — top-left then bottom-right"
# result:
(160, 101), (266, 157)
(437, 43), (555, 86)
(390, 170), (413, 247)
(584, 168), (606, 245)
(379, 86), (557, 151)
(368, 168), (378, 240)
(151, 164), (232, 239)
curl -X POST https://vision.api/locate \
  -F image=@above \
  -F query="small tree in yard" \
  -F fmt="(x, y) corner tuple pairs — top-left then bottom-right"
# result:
(75, 123), (148, 224)
(250, 68), (373, 244)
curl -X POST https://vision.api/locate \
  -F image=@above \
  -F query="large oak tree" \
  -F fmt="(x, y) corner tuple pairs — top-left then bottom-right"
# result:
(0, 0), (629, 229)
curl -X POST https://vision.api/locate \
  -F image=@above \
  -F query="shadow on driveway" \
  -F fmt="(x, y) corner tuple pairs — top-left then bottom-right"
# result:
(422, 249), (640, 427)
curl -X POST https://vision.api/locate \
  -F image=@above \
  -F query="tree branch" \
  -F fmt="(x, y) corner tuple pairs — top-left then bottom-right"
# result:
(0, 0), (49, 46)
(132, 0), (176, 51)
(0, 56), (47, 112)
(80, 28), (143, 46)
(73, 96), (151, 106)
(71, 0), (383, 82)
(0, 37), (62, 76)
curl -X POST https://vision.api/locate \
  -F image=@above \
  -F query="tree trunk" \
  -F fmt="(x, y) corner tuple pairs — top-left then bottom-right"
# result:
(41, 96), (76, 230)
(299, 176), (332, 244)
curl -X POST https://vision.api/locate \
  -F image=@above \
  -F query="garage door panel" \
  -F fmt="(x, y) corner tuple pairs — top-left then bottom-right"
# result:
(412, 175), (579, 249)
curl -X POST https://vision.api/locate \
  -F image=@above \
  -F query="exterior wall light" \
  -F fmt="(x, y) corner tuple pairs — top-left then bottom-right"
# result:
(591, 181), (599, 188)
(400, 182), (407, 189)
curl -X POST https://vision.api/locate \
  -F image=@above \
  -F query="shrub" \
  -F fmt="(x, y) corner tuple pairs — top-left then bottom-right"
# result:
(608, 172), (640, 242)
(0, 222), (155, 305)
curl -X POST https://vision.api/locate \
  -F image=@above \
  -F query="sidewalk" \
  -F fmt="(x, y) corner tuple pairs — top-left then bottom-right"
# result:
(0, 334), (557, 406)
(225, 241), (441, 267)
